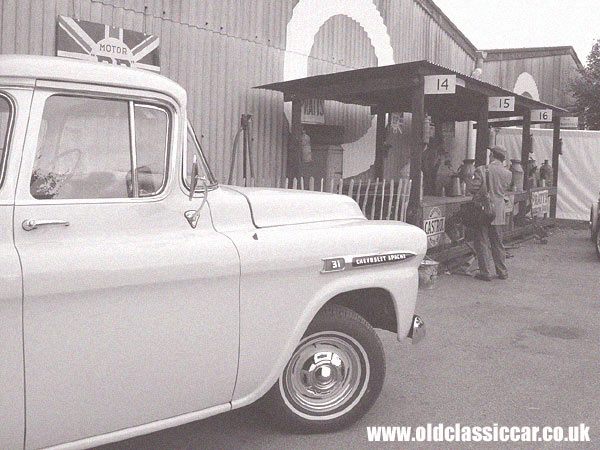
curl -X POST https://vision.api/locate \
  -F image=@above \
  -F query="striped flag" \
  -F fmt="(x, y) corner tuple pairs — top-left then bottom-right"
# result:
(56, 16), (160, 72)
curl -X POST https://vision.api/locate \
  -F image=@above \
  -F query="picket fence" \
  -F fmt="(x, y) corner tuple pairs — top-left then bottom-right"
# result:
(237, 177), (412, 222)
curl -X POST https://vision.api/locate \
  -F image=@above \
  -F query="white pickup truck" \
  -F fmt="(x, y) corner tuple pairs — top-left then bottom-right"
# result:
(0, 55), (426, 450)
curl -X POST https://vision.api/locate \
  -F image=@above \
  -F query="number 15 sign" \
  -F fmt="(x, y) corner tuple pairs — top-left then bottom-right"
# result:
(424, 75), (456, 94)
(488, 96), (515, 112)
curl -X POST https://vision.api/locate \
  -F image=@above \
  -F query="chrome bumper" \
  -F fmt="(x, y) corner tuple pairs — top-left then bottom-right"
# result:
(407, 315), (425, 344)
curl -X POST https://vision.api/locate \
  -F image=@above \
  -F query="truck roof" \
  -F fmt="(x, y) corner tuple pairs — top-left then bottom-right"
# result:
(0, 55), (186, 107)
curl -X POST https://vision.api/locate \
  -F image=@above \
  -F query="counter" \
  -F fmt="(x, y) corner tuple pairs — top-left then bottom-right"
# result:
(418, 186), (557, 251)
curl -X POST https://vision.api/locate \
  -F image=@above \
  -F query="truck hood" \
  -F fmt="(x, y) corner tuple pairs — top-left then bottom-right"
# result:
(224, 186), (365, 227)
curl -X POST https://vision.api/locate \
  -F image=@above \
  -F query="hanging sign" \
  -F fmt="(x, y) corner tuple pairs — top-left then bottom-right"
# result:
(531, 109), (552, 122)
(531, 189), (550, 217)
(301, 99), (325, 124)
(424, 75), (456, 94)
(560, 116), (579, 128)
(56, 16), (160, 71)
(488, 97), (515, 112)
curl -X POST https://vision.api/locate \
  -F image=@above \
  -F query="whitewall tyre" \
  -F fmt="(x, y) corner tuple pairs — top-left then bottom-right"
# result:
(262, 304), (385, 432)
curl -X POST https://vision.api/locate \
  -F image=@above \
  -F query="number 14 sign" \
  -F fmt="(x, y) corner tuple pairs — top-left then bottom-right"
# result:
(424, 75), (456, 94)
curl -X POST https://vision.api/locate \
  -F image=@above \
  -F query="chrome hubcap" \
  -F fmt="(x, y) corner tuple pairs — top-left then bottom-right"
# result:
(281, 331), (369, 418)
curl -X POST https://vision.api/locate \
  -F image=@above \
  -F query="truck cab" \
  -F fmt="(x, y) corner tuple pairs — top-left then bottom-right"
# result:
(0, 55), (426, 450)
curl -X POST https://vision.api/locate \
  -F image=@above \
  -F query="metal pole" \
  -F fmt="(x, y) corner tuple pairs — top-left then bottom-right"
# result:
(244, 115), (254, 179)
(550, 114), (561, 217)
(242, 117), (248, 180)
(227, 127), (242, 185)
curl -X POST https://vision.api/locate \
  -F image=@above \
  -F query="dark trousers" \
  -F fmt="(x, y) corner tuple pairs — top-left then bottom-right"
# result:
(473, 224), (507, 277)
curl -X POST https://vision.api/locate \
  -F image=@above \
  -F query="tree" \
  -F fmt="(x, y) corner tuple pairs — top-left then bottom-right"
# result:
(572, 39), (600, 130)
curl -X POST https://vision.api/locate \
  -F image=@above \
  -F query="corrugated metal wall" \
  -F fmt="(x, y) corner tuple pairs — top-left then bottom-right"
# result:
(0, 0), (476, 185)
(376, 0), (475, 73)
(483, 54), (579, 109)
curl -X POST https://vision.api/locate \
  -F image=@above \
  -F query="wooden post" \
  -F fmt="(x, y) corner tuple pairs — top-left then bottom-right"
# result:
(475, 100), (489, 166)
(374, 112), (386, 180)
(521, 109), (532, 191)
(550, 113), (561, 217)
(433, 115), (444, 142)
(288, 99), (302, 179)
(407, 75), (425, 225)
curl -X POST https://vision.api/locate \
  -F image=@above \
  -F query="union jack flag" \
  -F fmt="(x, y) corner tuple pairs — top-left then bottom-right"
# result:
(56, 16), (160, 72)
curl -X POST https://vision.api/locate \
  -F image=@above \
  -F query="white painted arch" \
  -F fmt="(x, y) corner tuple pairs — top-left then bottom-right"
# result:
(284, 0), (395, 176)
(513, 72), (540, 101)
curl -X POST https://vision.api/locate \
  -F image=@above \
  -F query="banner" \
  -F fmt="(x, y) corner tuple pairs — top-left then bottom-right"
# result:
(56, 16), (160, 72)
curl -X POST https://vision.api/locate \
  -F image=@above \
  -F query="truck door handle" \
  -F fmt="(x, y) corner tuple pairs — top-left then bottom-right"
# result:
(22, 219), (70, 231)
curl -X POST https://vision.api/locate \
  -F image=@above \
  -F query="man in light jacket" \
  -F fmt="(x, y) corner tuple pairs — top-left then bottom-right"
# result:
(468, 146), (512, 281)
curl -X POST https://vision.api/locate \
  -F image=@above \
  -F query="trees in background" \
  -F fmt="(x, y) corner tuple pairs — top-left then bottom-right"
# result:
(572, 39), (600, 130)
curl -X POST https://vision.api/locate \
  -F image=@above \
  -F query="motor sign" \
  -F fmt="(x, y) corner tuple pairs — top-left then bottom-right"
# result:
(531, 109), (552, 122)
(424, 75), (456, 94)
(488, 97), (515, 112)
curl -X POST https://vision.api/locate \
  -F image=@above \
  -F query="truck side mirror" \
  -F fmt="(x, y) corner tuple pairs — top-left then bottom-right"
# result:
(185, 156), (209, 229)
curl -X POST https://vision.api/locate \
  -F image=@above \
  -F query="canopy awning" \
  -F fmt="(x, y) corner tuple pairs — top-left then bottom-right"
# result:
(256, 60), (566, 123)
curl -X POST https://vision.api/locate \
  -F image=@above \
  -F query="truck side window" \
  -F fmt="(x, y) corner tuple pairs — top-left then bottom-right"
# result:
(0, 96), (13, 189)
(133, 104), (169, 197)
(30, 96), (171, 200)
(30, 96), (132, 199)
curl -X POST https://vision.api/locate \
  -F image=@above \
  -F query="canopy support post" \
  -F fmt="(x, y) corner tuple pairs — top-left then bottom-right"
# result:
(408, 76), (425, 225)
(375, 112), (386, 180)
(475, 100), (489, 166)
(521, 109), (532, 191)
(288, 99), (302, 179)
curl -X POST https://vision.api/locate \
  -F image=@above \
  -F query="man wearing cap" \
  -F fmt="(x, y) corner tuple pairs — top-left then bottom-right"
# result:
(468, 146), (512, 281)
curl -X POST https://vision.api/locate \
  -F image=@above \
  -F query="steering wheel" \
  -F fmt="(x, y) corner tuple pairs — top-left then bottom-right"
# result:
(30, 148), (83, 199)
(51, 149), (82, 184)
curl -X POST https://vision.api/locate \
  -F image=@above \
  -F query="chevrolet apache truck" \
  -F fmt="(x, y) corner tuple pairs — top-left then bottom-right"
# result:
(0, 55), (426, 450)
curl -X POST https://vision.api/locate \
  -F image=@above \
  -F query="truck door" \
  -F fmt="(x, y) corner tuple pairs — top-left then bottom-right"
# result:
(13, 86), (240, 450)
(0, 90), (28, 450)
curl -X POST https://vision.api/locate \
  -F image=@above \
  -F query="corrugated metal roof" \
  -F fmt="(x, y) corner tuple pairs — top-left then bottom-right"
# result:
(483, 46), (583, 69)
(257, 59), (568, 120)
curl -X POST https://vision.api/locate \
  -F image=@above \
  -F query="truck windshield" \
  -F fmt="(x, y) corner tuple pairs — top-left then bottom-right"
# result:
(185, 122), (217, 189)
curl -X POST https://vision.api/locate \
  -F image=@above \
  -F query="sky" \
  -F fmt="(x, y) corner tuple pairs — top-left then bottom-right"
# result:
(432, 0), (599, 65)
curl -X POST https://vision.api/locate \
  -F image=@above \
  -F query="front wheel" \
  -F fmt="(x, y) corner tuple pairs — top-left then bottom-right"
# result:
(262, 304), (385, 433)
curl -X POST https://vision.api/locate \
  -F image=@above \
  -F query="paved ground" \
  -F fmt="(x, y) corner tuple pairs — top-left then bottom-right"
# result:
(97, 227), (599, 450)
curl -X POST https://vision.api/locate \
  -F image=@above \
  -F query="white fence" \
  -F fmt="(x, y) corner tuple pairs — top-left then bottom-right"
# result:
(237, 177), (412, 222)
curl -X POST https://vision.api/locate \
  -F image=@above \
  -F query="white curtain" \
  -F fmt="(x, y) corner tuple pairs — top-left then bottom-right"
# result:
(496, 128), (600, 221)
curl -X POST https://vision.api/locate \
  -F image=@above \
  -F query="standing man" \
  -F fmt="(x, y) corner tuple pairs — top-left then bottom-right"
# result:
(469, 146), (512, 281)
